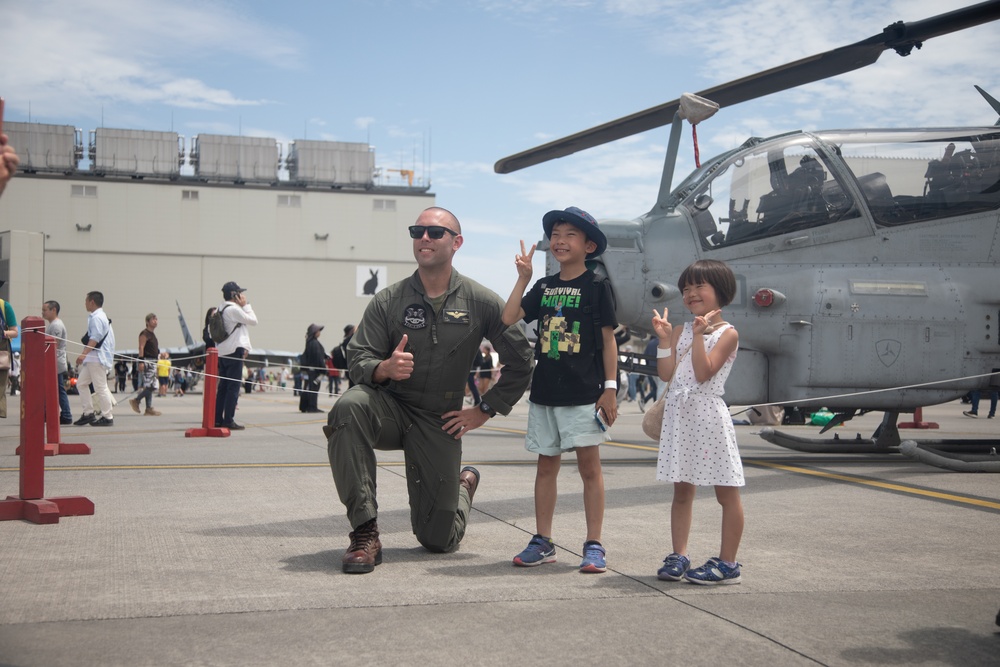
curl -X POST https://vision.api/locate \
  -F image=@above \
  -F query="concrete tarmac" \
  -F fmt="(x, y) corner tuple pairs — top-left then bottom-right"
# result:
(1, 387), (999, 666)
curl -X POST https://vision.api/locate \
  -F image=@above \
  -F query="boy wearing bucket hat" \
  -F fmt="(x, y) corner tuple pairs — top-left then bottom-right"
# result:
(502, 206), (619, 573)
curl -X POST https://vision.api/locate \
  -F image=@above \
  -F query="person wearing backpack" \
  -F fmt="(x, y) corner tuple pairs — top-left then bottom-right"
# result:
(214, 281), (257, 431)
(502, 207), (618, 573)
(202, 307), (217, 349)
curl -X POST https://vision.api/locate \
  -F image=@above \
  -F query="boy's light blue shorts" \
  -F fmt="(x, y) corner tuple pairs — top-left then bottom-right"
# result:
(525, 401), (607, 457)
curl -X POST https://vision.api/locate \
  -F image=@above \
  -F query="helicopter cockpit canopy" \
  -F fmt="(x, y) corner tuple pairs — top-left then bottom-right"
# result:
(680, 129), (1000, 250)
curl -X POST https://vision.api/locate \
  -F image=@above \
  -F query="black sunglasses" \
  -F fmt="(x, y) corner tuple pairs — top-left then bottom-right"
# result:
(408, 225), (458, 240)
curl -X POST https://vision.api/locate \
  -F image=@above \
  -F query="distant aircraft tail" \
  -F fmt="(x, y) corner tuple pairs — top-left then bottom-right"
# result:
(975, 85), (1000, 125)
(176, 300), (196, 348)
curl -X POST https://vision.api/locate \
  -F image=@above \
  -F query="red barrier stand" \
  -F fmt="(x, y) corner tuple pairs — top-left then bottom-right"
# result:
(899, 407), (939, 429)
(15, 332), (91, 456)
(185, 347), (229, 438)
(1, 316), (94, 523)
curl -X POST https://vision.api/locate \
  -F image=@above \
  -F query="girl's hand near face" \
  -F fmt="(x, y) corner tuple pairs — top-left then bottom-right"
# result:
(692, 309), (721, 335)
(651, 308), (672, 342)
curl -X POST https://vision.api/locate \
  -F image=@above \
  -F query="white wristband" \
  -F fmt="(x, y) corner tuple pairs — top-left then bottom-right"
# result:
(656, 347), (672, 359)
(604, 380), (618, 390)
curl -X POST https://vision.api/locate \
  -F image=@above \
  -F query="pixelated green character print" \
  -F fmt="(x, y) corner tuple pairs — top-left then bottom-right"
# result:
(566, 321), (581, 355)
(548, 329), (561, 360)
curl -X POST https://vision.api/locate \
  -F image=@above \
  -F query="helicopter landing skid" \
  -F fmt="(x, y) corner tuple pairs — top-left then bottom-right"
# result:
(758, 409), (905, 453)
(758, 427), (1000, 471)
(899, 440), (1000, 472)
(757, 427), (892, 454)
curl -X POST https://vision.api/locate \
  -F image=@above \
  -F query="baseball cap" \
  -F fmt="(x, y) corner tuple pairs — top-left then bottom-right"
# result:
(222, 281), (246, 295)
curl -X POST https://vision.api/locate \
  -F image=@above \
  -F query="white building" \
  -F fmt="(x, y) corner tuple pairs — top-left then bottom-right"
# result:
(0, 122), (434, 354)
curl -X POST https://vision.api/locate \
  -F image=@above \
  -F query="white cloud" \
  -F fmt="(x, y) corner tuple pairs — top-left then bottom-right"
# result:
(386, 124), (426, 140)
(603, 0), (684, 18)
(1, 0), (299, 119)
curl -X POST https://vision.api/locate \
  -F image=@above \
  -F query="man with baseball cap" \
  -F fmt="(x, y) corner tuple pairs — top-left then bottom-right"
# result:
(215, 281), (257, 430)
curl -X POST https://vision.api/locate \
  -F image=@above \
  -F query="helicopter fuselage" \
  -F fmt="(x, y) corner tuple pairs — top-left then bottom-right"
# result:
(566, 127), (1000, 411)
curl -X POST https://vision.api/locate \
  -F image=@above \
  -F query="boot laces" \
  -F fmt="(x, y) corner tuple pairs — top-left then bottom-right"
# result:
(349, 519), (378, 551)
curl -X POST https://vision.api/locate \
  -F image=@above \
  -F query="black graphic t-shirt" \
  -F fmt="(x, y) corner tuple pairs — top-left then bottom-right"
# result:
(521, 271), (617, 406)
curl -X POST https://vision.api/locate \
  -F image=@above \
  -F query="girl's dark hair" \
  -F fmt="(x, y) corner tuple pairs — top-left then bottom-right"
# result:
(677, 260), (737, 307)
(204, 307), (217, 327)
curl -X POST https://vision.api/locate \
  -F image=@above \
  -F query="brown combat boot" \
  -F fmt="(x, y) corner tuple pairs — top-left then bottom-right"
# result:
(460, 466), (480, 504)
(342, 518), (382, 574)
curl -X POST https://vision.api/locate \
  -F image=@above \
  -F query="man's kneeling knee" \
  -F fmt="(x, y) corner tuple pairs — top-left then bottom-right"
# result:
(416, 510), (461, 553)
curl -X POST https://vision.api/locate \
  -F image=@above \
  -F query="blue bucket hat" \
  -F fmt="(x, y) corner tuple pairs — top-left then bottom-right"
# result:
(541, 206), (607, 259)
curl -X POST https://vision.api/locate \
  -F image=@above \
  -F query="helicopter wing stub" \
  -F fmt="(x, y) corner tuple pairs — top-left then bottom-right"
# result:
(494, 0), (1000, 174)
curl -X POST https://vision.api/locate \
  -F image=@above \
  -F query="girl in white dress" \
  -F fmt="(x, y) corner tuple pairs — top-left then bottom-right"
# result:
(650, 259), (744, 585)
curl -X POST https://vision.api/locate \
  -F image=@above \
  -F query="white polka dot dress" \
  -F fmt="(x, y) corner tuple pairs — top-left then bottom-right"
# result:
(656, 322), (744, 487)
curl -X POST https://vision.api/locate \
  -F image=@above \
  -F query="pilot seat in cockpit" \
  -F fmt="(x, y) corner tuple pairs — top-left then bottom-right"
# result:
(756, 154), (827, 228)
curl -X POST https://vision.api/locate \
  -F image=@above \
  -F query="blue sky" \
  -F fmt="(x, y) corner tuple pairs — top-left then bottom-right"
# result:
(5, 0), (1000, 298)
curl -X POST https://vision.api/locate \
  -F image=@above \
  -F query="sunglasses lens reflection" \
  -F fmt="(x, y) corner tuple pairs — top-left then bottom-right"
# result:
(408, 226), (450, 239)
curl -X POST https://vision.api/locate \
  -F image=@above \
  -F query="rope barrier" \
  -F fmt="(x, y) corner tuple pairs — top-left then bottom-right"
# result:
(44, 330), (498, 398)
(726, 370), (1000, 414)
(48, 329), (999, 407)
(48, 331), (508, 377)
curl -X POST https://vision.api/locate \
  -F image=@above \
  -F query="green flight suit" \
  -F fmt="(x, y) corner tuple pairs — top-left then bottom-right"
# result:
(327, 269), (533, 552)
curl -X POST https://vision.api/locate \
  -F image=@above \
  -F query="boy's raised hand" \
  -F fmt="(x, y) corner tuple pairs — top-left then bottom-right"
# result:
(651, 308), (672, 341)
(514, 240), (535, 280)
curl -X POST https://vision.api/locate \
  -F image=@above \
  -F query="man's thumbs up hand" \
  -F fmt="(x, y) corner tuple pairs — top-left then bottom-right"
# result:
(377, 333), (414, 382)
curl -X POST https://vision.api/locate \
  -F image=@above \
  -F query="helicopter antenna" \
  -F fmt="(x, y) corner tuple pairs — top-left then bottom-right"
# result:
(974, 85), (1000, 125)
(657, 93), (719, 204)
(677, 93), (720, 169)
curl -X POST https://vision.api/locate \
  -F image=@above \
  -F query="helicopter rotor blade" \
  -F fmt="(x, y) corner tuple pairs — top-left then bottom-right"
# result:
(495, 0), (1000, 174)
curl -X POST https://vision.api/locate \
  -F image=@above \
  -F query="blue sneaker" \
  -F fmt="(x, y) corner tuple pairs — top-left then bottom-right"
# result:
(579, 541), (606, 573)
(657, 553), (690, 581)
(513, 534), (557, 567)
(684, 557), (742, 585)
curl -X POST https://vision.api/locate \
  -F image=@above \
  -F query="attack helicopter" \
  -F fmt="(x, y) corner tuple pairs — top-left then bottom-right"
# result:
(495, 1), (1000, 470)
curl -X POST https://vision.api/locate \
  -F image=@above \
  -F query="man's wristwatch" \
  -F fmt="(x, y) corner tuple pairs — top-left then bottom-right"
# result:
(479, 401), (496, 418)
